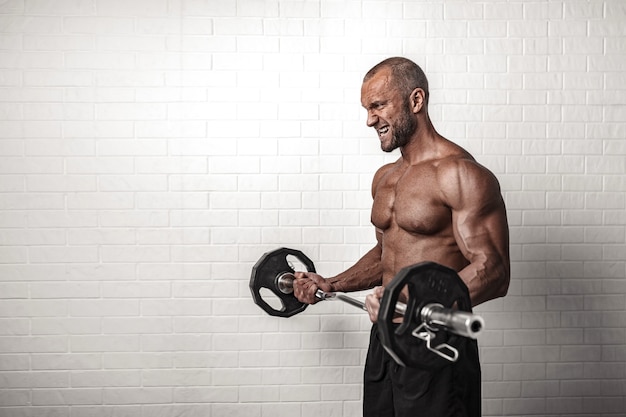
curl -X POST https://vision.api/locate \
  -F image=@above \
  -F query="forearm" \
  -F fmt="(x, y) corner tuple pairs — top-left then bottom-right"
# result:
(458, 254), (510, 307)
(326, 245), (383, 293)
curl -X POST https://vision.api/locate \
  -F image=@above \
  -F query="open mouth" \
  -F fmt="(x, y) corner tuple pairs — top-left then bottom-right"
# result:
(377, 126), (389, 137)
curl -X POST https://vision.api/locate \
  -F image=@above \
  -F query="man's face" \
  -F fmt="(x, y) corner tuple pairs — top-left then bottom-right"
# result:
(361, 69), (417, 153)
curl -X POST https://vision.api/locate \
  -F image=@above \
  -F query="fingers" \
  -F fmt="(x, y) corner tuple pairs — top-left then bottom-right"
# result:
(293, 271), (323, 304)
(307, 273), (333, 293)
(373, 286), (385, 298)
(365, 286), (384, 323)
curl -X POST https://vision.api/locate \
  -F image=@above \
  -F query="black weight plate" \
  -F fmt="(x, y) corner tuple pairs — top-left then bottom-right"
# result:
(377, 262), (471, 369)
(250, 247), (316, 318)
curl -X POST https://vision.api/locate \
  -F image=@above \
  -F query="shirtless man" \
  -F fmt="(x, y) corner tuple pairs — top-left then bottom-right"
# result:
(293, 57), (510, 417)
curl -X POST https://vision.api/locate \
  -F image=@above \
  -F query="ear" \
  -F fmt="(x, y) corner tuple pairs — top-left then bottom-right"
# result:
(410, 88), (425, 113)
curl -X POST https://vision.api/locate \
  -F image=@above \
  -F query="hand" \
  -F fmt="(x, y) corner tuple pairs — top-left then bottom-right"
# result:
(293, 271), (333, 304)
(365, 286), (385, 323)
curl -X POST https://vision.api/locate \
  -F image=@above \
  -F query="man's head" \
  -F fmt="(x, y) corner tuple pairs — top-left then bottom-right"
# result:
(361, 57), (430, 152)
(363, 57), (429, 105)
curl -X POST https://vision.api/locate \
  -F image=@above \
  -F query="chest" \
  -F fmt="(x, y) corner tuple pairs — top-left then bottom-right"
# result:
(371, 166), (451, 235)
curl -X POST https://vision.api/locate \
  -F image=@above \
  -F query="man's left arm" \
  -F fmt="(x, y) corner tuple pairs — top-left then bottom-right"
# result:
(443, 160), (511, 307)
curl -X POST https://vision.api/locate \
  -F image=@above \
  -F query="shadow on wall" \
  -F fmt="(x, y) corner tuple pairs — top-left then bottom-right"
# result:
(478, 235), (626, 415)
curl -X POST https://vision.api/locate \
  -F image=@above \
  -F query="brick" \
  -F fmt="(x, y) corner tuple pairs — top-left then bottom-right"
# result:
(502, 398), (546, 415)
(0, 336), (67, 353)
(0, 389), (30, 407)
(483, 381), (521, 399)
(31, 318), (101, 335)
(66, 193), (134, 210)
(64, 157), (132, 174)
(104, 352), (171, 370)
(102, 318), (172, 334)
(504, 362), (546, 381)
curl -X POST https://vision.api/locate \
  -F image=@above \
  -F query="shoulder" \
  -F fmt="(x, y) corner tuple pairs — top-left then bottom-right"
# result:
(437, 154), (497, 185)
(435, 149), (503, 210)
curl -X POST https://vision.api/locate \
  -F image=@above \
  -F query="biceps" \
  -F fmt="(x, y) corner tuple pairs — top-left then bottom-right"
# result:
(453, 202), (509, 263)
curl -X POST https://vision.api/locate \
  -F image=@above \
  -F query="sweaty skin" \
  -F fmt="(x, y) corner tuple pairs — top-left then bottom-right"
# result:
(294, 66), (510, 322)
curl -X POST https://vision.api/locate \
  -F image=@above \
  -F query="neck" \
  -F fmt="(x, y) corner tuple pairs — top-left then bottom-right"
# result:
(399, 115), (440, 164)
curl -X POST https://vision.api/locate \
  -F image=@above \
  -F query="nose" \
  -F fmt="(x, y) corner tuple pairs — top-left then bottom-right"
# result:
(366, 110), (378, 127)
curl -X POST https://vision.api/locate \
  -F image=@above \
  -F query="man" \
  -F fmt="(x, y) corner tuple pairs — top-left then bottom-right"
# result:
(293, 57), (510, 417)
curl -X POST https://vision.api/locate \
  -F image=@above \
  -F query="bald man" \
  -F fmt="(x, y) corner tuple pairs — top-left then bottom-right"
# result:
(294, 57), (510, 417)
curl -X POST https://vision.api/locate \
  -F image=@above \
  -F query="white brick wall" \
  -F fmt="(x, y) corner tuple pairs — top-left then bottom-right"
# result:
(0, 0), (625, 415)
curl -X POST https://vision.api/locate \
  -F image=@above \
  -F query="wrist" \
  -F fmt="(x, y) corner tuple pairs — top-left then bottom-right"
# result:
(327, 277), (345, 293)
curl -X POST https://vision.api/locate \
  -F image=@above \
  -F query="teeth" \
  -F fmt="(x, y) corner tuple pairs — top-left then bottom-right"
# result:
(378, 127), (389, 134)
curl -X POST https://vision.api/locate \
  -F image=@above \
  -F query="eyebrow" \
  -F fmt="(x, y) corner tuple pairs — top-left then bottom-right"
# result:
(364, 100), (386, 110)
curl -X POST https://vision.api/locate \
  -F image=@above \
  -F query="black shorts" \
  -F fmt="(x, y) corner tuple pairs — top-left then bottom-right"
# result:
(363, 324), (481, 417)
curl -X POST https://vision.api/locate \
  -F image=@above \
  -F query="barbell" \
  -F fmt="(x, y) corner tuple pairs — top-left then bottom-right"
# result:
(249, 247), (484, 369)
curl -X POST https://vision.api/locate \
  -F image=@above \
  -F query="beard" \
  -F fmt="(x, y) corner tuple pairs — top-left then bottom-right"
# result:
(381, 105), (417, 153)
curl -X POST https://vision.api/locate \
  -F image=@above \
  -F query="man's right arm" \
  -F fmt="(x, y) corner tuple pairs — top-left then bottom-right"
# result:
(293, 230), (383, 304)
(320, 164), (391, 294)
(294, 165), (390, 305)
(326, 230), (384, 293)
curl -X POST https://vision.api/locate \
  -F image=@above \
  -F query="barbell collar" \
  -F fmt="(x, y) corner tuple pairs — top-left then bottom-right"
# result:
(276, 272), (295, 294)
(420, 303), (484, 339)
